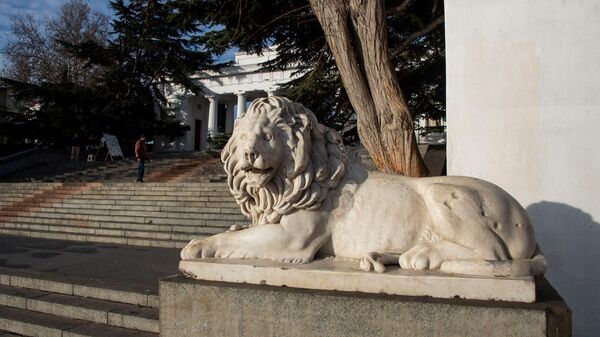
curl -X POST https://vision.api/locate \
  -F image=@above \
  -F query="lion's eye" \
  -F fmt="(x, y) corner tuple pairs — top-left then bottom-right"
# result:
(264, 133), (272, 141)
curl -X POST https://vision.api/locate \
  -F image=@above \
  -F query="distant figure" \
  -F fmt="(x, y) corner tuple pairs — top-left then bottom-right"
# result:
(70, 133), (81, 161)
(135, 134), (150, 183)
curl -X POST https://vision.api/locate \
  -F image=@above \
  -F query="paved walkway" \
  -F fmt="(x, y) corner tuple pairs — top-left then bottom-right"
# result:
(0, 235), (180, 293)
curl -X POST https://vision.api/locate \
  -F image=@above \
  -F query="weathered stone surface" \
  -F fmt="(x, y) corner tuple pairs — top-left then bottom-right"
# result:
(0, 306), (80, 337)
(181, 97), (547, 279)
(10, 275), (73, 295)
(179, 258), (536, 302)
(160, 275), (571, 337)
(107, 310), (159, 333)
(72, 285), (149, 307)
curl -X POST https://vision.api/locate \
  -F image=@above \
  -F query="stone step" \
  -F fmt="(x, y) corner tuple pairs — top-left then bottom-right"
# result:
(0, 212), (246, 228)
(5, 212), (246, 228)
(0, 228), (191, 248)
(0, 209), (247, 222)
(0, 221), (219, 240)
(0, 180), (227, 189)
(7, 202), (241, 213)
(0, 306), (157, 337)
(72, 190), (231, 197)
(89, 189), (231, 195)
(1, 193), (237, 205)
(0, 188), (231, 197)
(25, 198), (239, 209)
(0, 198), (25, 203)
(0, 215), (239, 232)
(0, 191), (40, 197)
(0, 189), (45, 195)
(0, 208), (246, 225)
(94, 186), (229, 192)
(22, 200), (241, 214)
(0, 285), (158, 333)
(0, 183), (62, 189)
(0, 200), (232, 210)
(94, 181), (227, 187)
(0, 267), (158, 308)
(41, 194), (235, 202)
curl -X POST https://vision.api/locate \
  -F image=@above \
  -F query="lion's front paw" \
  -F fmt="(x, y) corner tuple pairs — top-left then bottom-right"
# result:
(180, 238), (217, 260)
(360, 252), (387, 273)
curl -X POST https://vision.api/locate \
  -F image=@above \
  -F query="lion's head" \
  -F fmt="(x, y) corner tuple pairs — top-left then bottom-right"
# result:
(221, 96), (346, 226)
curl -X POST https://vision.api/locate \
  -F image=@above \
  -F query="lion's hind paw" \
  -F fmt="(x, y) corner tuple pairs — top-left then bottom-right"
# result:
(279, 256), (310, 264)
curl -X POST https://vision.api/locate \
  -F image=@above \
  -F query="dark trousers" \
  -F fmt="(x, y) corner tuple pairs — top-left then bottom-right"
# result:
(137, 159), (145, 182)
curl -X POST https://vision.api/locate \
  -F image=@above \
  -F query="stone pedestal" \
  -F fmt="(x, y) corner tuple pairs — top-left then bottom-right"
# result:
(159, 275), (570, 337)
(179, 258), (536, 302)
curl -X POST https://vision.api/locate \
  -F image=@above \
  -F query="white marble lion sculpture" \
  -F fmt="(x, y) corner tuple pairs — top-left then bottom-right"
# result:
(181, 96), (547, 277)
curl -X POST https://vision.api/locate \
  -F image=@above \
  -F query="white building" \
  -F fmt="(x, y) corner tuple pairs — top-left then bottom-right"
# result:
(155, 49), (299, 152)
(446, 1), (600, 336)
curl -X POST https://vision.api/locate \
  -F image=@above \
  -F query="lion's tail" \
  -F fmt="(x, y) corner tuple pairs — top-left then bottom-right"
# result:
(439, 246), (547, 277)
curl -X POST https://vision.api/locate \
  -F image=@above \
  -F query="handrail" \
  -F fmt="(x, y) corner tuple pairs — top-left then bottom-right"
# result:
(0, 148), (66, 178)
(0, 148), (39, 164)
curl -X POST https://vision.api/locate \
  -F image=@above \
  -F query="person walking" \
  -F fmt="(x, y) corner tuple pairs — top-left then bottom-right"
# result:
(135, 134), (150, 183)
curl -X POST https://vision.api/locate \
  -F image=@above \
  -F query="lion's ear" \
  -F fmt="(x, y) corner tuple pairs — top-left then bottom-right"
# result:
(288, 113), (312, 178)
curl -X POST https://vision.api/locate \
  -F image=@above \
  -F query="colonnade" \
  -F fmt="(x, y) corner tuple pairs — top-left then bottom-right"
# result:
(206, 90), (276, 135)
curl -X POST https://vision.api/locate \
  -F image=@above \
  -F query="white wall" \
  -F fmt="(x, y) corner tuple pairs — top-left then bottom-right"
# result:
(446, 1), (600, 336)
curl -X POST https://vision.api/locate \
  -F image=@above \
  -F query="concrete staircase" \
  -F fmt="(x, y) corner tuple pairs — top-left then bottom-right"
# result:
(0, 181), (247, 248)
(0, 267), (158, 337)
(0, 152), (236, 336)
(2, 152), (225, 183)
(0, 152), (249, 248)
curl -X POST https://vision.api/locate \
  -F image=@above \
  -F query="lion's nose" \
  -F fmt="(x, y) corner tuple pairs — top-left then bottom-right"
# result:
(244, 148), (258, 163)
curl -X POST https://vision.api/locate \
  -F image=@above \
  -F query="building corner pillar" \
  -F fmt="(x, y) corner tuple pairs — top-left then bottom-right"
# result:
(206, 95), (218, 136)
(236, 91), (246, 120)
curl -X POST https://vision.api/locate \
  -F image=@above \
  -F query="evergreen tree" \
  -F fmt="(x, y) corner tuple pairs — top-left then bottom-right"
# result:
(169, 0), (444, 176)
(1, 0), (215, 149)
(59, 0), (216, 146)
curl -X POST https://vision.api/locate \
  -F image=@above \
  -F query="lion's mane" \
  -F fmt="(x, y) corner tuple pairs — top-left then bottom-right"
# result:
(221, 97), (346, 226)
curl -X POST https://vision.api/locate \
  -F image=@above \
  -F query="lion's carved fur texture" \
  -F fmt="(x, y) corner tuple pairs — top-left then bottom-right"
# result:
(221, 97), (346, 226)
(181, 96), (547, 278)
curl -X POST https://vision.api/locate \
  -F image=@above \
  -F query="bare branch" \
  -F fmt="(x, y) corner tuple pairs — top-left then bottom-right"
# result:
(385, 0), (415, 15)
(243, 4), (312, 45)
(391, 15), (444, 58)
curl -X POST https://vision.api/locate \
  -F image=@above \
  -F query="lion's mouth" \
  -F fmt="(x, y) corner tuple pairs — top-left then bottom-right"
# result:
(242, 166), (275, 187)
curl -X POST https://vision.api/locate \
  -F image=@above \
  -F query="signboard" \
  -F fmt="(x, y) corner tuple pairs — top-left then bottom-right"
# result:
(101, 133), (124, 159)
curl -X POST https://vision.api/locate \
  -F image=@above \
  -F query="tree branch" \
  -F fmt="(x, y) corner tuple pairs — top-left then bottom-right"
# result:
(385, 0), (415, 15)
(391, 15), (444, 58)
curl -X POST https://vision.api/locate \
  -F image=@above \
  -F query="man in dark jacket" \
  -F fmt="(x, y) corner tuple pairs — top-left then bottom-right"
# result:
(135, 134), (150, 182)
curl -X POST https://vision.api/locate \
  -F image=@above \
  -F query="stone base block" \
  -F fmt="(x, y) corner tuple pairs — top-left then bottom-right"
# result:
(159, 275), (570, 337)
(180, 258), (536, 302)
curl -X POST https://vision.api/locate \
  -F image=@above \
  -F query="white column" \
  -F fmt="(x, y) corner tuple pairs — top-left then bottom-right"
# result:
(206, 95), (218, 136)
(236, 92), (246, 119)
(417, 115), (427, 144)
(225, 100), (234, 133)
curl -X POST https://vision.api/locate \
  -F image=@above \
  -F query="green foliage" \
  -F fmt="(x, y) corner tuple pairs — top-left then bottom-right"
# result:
(1, 0), (445, 150)
(207, 133), (231, 152)
(0, 0), (217, 147)
(168, 0), (445, 143)
(388, 2), (446, 120)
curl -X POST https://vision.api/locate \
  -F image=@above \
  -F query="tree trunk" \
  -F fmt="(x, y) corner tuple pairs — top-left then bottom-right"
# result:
(309, 0), (428, 176)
